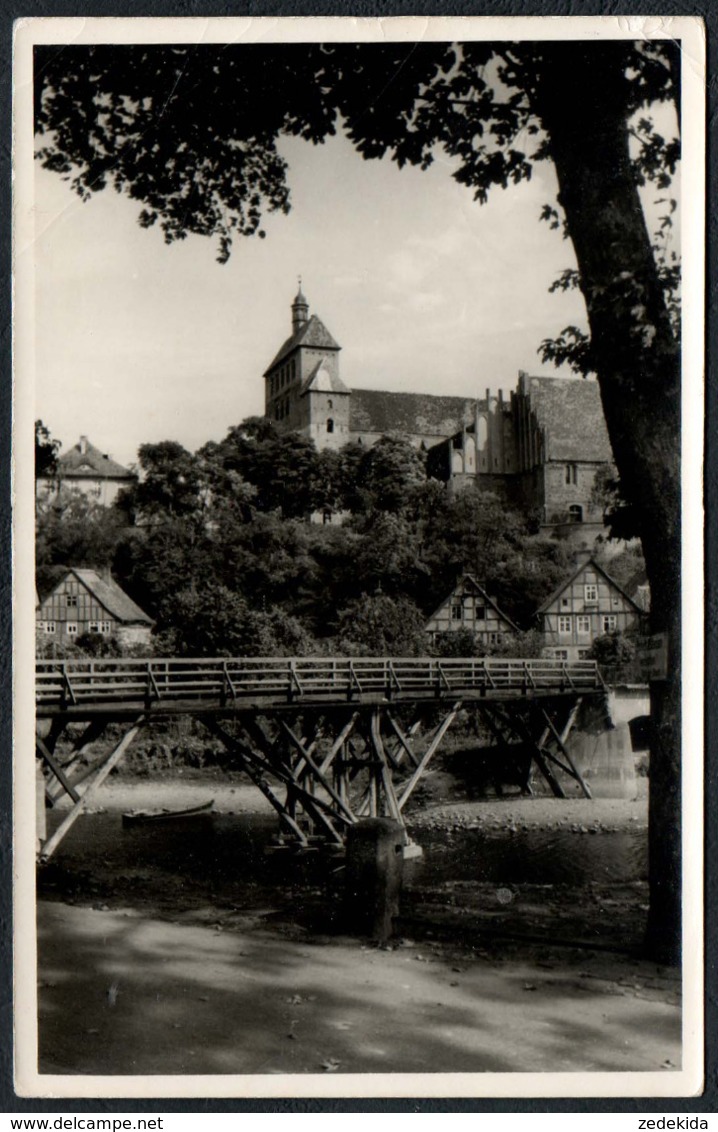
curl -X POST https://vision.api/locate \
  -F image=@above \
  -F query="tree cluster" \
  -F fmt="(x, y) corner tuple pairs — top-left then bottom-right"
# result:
(36, 420), (579, 658)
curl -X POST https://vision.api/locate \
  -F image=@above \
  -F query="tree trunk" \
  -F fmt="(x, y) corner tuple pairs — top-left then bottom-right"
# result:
(534, 44), (682, 964)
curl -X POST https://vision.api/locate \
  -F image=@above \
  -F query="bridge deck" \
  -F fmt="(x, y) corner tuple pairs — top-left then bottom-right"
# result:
(36, 655), (604, 718)
(36, 656), (604, 859)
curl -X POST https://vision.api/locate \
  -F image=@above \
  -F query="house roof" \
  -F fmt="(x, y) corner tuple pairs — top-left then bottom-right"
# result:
(54, 437), (135, 481)
(300, 360), (350, 396)
(427, 573), (520, 631)
(265, 314), (341, 373)
(536, 557), (641, 615)
(68, 568), (154, 625)
(350, 389), (477, 438)
(521, 375), (613, 463)
(623, 565), (651, 610)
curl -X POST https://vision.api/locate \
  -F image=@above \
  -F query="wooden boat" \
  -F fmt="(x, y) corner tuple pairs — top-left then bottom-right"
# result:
(122, 799), (215, 827)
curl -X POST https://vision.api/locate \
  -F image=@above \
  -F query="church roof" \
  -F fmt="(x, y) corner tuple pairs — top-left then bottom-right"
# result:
(350, 389), (477, 438)
(521, 376), (613, 463)
(55, 437), (134, 480)
(300, 361), (350, 396)
(265, 314), (341, 373)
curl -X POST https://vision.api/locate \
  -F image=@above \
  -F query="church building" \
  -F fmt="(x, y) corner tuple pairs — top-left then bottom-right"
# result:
(263, 287), (615, 535)
(264, 288), (479, 452)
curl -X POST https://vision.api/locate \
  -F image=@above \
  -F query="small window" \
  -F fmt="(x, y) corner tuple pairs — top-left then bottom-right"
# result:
(565, 463), (577, 485)
(584, 584), (598, 603)
(602, 615), (617, 633)
(66, 622), (78, 635)
(451, 603), (462, 621)
(89, 621), (100, 633)
(328, 399), (333, 409)
(100, 621), (112, 634)
(326, 419), (334, 434)
(488, 632), (502, 645)
(576, 615), (591, 634)
(474, 605), (486, 621)
(561, 597), (570, 608)
(558, 615), (572, 634)
(578, 649), (590, 659)
(568, 504), (583, 523)
(66, 594), (78, 608)
(552, 649), (569, 660)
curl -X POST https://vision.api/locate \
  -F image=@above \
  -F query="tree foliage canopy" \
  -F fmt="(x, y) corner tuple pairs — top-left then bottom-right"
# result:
(35, 40), (677, 263)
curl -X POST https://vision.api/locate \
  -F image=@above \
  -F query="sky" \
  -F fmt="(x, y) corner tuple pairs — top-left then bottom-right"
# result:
(35, 111), (593, 469)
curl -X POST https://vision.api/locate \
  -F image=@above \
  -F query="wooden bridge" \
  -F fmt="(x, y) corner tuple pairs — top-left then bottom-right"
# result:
(36, 656), (606, 859)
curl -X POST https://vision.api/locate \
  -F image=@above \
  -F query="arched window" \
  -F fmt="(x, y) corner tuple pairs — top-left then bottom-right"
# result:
(568, 504), (583, 523)
(328, 399), (333, 409)
(326, 419), (334, 434)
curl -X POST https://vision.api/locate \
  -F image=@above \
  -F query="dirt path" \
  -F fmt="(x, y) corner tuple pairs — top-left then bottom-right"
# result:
(38, 901), (680, 1077)
(36, 775), (681, 1079)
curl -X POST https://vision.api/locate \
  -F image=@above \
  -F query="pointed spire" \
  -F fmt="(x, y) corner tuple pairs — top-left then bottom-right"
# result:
(291, 279), (309, 333)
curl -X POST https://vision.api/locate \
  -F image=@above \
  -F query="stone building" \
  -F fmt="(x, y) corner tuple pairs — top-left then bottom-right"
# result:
(426, 372), (613, 535)
(36, 435), (136, 508)
(263, 288), (615, 534)
(36, 567), (154, 648)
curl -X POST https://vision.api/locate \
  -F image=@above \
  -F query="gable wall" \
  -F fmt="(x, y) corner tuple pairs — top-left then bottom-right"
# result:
(426, 589), (515, 642)
(37, 575), (116, 640)
(541, 566), (638, 655)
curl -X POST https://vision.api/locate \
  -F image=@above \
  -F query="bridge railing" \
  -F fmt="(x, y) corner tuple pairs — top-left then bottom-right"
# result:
(36, 656), (603, 710)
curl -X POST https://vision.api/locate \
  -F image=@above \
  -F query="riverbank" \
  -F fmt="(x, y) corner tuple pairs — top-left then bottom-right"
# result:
(33, 772), (682, 1080)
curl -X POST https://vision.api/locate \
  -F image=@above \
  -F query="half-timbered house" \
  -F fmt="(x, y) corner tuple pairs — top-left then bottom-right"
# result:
(425, 574), (519, 647)
(537, 557), (643, 662)
(36, 568), (154, 647)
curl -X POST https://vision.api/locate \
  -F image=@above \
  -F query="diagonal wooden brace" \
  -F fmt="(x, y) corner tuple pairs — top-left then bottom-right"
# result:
(40, 717), (145, 861)
(398, 701), (462, 811)
(204, 718), (310, 846)
(36, 737), (81, 804)
(279, 719), (357, 824)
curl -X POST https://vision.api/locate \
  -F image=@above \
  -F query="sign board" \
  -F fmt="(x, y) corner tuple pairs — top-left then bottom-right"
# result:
(635, 633), (669, 681)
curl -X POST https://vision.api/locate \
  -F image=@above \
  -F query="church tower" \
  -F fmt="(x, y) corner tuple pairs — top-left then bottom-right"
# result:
(263, 286), (351, 451)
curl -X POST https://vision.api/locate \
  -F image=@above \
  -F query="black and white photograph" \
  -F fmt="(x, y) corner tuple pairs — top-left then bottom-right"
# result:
(12, 16), (705, 1099)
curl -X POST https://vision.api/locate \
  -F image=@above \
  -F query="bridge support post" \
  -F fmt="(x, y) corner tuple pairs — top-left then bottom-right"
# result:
(344, 817), (405, 941)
